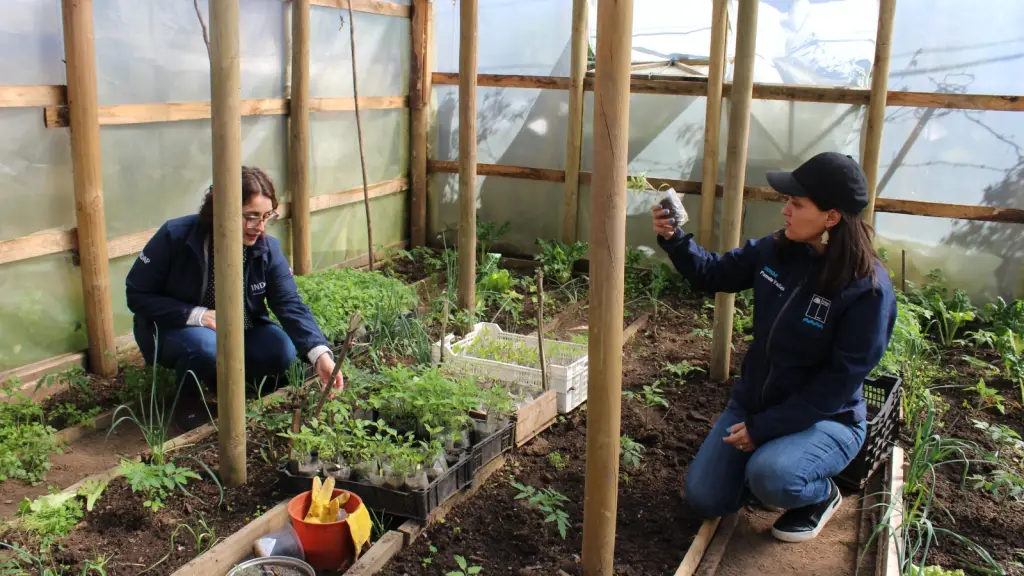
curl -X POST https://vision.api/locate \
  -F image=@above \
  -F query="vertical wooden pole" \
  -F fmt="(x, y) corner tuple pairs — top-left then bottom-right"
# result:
(709, 0), (758, 383)
(346, 3), (376, 271)
(561, 0), (588, 244)
(210, 0), (246, 487)
(61, 0), (118, 378)
(410, 0), (432, 248)
(697, 0), (729, 250)
(861, 0), (896, 224)
(457, 0), (477, 313)
(289, 0), (312, 275)
(581, 0), (632, 572)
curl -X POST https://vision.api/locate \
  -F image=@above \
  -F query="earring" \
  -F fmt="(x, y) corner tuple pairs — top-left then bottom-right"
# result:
(821, 229), (830, 245)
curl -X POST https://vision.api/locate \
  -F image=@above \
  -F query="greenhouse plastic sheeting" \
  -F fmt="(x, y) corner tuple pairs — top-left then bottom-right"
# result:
(0, 0), (409, 371)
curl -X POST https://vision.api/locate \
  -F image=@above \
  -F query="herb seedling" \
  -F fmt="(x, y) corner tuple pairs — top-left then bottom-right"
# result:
(446, 555), (482, 576)
(620, 435), (645, 470)
(511, 481), (571, 539)
(661, 361), (705, 382)
(548, 452), (567, 471)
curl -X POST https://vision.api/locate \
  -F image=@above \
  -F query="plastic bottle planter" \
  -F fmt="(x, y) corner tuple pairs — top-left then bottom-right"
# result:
(332, 454), (475, 520)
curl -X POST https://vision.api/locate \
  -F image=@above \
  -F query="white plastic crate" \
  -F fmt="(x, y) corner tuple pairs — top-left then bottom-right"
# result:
(431, 322), (589, 413)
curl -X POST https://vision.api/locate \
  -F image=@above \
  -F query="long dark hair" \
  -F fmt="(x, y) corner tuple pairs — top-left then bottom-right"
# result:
(775, 211), (882, 296)
(198, 166), (278, 230)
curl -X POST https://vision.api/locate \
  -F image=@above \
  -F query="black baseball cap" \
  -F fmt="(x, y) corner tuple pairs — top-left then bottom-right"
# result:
(765, 152), (869, 215)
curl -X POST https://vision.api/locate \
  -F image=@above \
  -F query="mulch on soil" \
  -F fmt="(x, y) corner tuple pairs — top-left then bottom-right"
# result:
(381, 305), (748, 576)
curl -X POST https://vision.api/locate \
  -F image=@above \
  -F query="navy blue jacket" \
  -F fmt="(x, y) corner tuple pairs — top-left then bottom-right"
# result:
(658, 230), (897, 446)
(125, 214), (330, 358)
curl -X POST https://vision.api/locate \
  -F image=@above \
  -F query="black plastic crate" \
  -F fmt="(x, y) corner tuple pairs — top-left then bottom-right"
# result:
(330, 454), (473, 520)
(469, 419), (515, 475)
(836, 374), (902, 491)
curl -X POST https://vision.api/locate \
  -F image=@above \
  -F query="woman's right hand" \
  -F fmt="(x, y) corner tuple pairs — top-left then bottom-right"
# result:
(651, 204), (677, 240)
(201, 310), (217, 331)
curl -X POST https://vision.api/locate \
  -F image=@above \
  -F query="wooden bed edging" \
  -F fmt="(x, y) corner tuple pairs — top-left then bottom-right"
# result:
(674, 517), (723, 576)
(693, 513), (740, 576)
(170, 500), (293, 576)
(879, 446), (905, 576)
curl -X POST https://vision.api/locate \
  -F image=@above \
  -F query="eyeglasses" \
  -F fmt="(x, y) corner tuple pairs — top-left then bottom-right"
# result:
(243, 211), (279, 228)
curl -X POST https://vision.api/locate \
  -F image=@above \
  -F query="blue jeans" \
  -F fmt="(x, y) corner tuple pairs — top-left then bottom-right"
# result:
(134, 320), (297, 394)
(684, 400), (866, 518)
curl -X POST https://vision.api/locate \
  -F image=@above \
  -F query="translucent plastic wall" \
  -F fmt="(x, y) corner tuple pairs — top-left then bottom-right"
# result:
(0, 0), (410, 371)
(427, 0), (1024, 301)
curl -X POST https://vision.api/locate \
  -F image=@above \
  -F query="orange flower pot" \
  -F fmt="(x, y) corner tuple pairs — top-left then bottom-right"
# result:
(287, 489), (364, 571)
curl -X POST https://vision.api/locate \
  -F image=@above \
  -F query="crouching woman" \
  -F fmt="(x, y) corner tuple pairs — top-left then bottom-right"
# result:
(126, 166), (343, 431)
(652, 152), (897, 542)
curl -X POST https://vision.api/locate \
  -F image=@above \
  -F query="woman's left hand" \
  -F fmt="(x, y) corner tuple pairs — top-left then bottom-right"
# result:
(723, 422), (756, 452)
(314, 354), (345, 396)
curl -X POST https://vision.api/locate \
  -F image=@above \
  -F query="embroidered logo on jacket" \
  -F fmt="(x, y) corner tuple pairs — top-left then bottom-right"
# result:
(139, 251), (151, 264)
(803, 295), (831, 328)
(759, 266), (785, 291)
(250, 281), (267, 295)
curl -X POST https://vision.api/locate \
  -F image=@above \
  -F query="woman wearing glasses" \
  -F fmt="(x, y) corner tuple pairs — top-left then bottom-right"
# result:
(126, 166), (342, 431)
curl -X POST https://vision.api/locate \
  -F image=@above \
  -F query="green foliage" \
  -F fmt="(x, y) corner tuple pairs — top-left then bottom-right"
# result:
(548, 452), (567, 471)
(446, 555), (482, 576)
(293, 268), (418, 342)
(970, 469), (1024, 503)
(511, 481), (571, 539)
(47, 403), (101, 428)
(734, 289), (755, 337)
(623, 383), (668, 410)
(477, 217), (511, 258)
(661, 361), (705, 382)
(906, 566), (966, 576)
(456, 334), (581, 370)
(534, 238), (587, 285)
(964, 379), (1006, 414)
(928, 290), (975, 347)
(17, 492), (84, 544)
(626, 173), (653, 192)
(36, 366), (94, 405)
(0, 378), (61, 484)
(620, 435), (645, 470)
(76, 477), (109, 512)
(994, 330), (1024, 403)
(119, 459), (201, 513)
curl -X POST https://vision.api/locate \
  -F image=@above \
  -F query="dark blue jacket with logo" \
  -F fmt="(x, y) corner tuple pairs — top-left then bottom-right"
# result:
(125, 214), (329, 357)
(658, 230), (897, 446)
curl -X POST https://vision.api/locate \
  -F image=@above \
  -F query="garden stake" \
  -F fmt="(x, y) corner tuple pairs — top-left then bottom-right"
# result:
(901, 249), (907, 293)
(288, 408), (301, 461)
(310, 312), (363, 426)
(439, 298), (450, 363)
(536, 268), (549, 392)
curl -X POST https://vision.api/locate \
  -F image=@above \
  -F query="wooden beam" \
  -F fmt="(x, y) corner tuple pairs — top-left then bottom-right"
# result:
(61, 0), (117, 378)
(581, 0), (632, 571)
(305, 177), (408, 214)
(344, 531), (405, 576)
(43, 96), (406, 128)
(0, 230), (77, 264)
(210, 0), (246, 487)
(309, 0), (410, 18)
(429, 159), (565, 182)
(698, 0), (728, 249)
(430, 72), (1024, 112)
(862, 0), (896, 223)
(457, 0), (478, 314)
(880, 446), (905, 576)
(0, 85), (66, 108)
(171, 501), (292, 576)
(290, 0), (312, 275)
(561, 0), (588, 244)
(410, 0), (432, 247)
(694, 513), (740, 576)
(674, 518), (721, 576)
(710, 0), (758, 383)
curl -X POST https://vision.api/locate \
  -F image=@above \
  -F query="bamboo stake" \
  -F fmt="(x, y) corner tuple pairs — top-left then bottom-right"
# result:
(60, 0), (118, 378)
(457, 0), (478, 313)
(901, 249), (906, 293)
(289, 408), (301, 461)
(697, 0), (729, 249)
(290, 0), (312, 275)
(439, 298), (450, 362)
(345, 3), (376, 271)
(862, 0), (897, 224)
(710, 0), (758, 383)
(560, 0), (588, 244)
(581, 0), (632, 571)
(209, 0), (246, 487)
(536, 268), (548, 392)
(311, 313), (363, 425)
(410, 0), (432, 247)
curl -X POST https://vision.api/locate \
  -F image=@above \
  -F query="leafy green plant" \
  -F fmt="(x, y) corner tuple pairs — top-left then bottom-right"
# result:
(534, 238), (588, 285)
(511, 481), (571, 539)
(0, 378), (61, 484)
(477, 217), (511, 258)
(36, 366), (94, 404)
(994, 330), (1024, 403)
(620, 435), (645, 470)
(928, 290), (975, 347)
(691, 328), (713, 340)
(906, 566), (966, 576)
(120, 460), (202, 513)
(661, 361), (705, 382)
(17, 491), (84, 548)
(76, 477), (109, 512)
(293, 268), (417, 342)
(624, 383), (668, 411)
(964, 379), (1006, 414)
(548, 452), (567, 471)
(47, 403), (101, 428)
(421, 545), (439, 569)
(970, 468), (1024, 503)
(446, 555), (482, 576)
(626, 172), (653, 192)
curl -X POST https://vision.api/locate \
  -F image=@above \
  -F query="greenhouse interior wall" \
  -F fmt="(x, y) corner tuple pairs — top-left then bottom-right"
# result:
(3, 0), (1024, 375)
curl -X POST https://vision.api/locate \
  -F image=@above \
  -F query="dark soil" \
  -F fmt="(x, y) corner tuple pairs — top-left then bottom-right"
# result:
(381, 307), (748, 576)
(382, 252), (435, 284)
(39, 367), (137, 430)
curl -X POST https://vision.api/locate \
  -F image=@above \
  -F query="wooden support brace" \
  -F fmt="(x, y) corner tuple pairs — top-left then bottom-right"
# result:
(290, 0), (312, 274)
(456, 0), (478, 314)
(561, 0), (588, 244)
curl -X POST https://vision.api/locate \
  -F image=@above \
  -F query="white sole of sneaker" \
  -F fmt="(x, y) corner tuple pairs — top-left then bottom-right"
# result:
(770, 491), (842, 543)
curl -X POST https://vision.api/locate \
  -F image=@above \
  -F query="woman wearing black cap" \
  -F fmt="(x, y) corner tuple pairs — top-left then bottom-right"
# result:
(651, 152), (897, 542)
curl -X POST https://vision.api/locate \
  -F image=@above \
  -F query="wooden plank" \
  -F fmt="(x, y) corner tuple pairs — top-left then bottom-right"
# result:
(310, 0), (411, 18)
(623, 311), (652, 344)
(515, 389), (558, 447)
(344, 530), (405, 576)
(0, 230), (76, 265)
(307, 178), (407, 213)
(54, 405), (122, 445)
(431, 72), (1024, 112)
(675, 518), (722, 576)
(880, 446), (905, 576)
(43, 97), (406, 128)
(0, 85), (66, 108)
(107, 228), (160, 260)
(693, 513), (739, 576)
(170, 500), (292, 576)
(428, 159), (565, 182)
(342, 241), (409, 270)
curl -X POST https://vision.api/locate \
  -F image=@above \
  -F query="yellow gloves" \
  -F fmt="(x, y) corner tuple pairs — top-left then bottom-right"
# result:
(302, 476), (372, 556)
(347, 501), (372, 555)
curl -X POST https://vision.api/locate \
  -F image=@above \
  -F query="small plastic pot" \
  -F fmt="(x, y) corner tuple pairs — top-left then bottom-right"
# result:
(353, 459), (378, 482)
(384, 470), (406, 490)
(405, 470), (429, 491)
(252, 523), (305, 560)
(324, 462), (352, 482)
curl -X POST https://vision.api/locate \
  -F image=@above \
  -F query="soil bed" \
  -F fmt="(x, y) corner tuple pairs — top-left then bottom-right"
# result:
(380, 306), (747, 576)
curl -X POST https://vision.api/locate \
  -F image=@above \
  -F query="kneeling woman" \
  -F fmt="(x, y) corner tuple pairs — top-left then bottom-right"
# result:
(651, 152), (896, 542)
(126, 166), (342, 431)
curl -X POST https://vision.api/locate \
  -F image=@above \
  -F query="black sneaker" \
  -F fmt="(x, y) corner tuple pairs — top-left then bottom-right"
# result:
(770, 479), (842, 543)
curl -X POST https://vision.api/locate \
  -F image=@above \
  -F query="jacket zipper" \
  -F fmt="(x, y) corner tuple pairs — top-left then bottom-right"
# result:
(760, 280), (804, 409)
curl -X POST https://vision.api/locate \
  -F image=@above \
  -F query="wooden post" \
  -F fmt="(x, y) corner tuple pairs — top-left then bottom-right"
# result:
(457, 0), (477, 313)
(861, 0), (896, 223)
(581, 0), (632, 571)
(289, 0), (312, 275)
(60, 0), (118, 378)
(410, 0), (432, 247)
(536, 268), (548, 392)
(709, 0), (758, 383)
(697, 0), (729, 249)
(209, 0), (246, 487)
(560, 0), (588, 244)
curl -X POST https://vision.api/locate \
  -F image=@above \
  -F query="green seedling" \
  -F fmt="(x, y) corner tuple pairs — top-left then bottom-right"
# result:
(446, 555), (482, 576)
(548, 452), (567, 471)
(620, 435), (645, 470)
(511, 481), (571, 539)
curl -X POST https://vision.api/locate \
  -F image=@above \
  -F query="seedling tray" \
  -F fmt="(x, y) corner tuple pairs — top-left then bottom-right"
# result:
(836, 373), (902, 491)
(332, 454), (473, 520)
(432, 322), (589, 413)
(469, 419), (516, 475)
